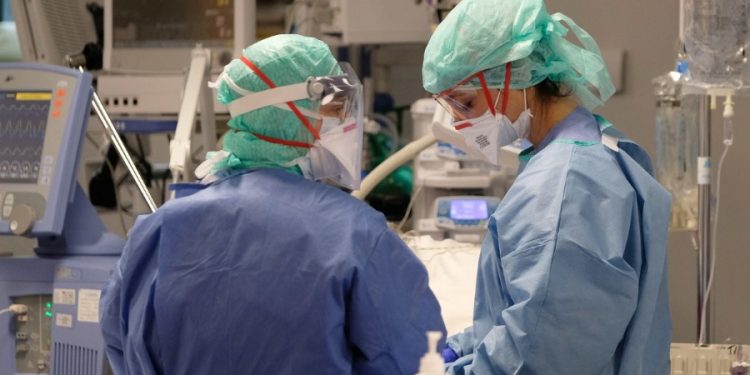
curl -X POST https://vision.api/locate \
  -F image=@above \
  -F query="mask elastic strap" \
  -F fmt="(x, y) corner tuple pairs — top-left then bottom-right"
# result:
(239, 55), (321, 140)
(501, 62), (512, 115)
(523, 88), (528, 110)
(493, 85), (503, 115)
(522, 87), (534, 119)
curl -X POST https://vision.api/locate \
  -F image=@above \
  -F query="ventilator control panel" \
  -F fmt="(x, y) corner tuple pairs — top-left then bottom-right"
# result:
(434, 196), (501, 231)
(12, 295), (53, 374)
(0, 64), (92, 237)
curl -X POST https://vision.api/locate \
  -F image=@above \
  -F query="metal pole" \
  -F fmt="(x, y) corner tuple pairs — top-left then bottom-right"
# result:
(697, 95), (711, 344)
(83, 69), (158, 213)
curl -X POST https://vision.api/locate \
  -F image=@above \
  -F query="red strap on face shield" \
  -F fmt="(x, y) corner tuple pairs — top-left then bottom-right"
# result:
(441, 63), (513, 120)
(501, 63), (512, 115)
(477, 63), (511, 116)
(251, 132), (313, 149)
(477, 72), (496, 117)
(239, 55), (321, 141)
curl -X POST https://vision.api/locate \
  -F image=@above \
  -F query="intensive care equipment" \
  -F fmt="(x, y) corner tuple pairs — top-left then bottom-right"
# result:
(671, 343), (750, 375)
(653, 70), (701, 231)
(681, 0), (748, 87)
(352, 102), (507, 336)
(98, 0), (255, 116)
(284, 0), (433, 45)
(350, 101), (500, 335)
(679, 0), (746, 346)
(406, 99), (517, 243)
(653, 1), (750, 373)
(103, 0), (251, 72)
(10, 0), (98, 67)
(416, 196), (501, 243)
(0, 62), (149, 375)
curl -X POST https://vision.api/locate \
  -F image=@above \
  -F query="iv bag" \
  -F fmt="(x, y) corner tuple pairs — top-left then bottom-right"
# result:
(654, 71), (699, 230)
(682, 0), (748, 87)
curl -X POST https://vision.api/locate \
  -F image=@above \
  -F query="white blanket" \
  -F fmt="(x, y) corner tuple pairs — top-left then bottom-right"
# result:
(406, 235), (481, 336)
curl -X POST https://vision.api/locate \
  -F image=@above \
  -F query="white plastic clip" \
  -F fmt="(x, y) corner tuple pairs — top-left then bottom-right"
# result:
(602, 134), (619, 152)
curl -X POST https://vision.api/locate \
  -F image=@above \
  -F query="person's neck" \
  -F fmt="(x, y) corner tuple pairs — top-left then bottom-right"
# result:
(528, 97), (579, 147)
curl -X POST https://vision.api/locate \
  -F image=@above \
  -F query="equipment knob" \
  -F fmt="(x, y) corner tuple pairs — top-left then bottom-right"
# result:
(9, 204), (36, 236)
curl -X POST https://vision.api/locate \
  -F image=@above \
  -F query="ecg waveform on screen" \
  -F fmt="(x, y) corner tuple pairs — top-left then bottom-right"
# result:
(0, 103), (50, 112)
(0, 101), (49, 182)
(0, 146), (43, 158)
(0, 120), (47, 138)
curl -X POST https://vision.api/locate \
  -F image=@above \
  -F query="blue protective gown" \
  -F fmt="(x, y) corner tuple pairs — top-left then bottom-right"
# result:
(100, 168), (446, 375)
(446, 107), (672, 374)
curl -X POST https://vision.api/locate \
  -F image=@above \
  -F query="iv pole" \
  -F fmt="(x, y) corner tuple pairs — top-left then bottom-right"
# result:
(696, 95), (711, 345)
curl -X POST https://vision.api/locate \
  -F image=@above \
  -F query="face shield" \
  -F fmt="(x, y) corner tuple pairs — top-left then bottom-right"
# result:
(305, 63), (364, 190)
(223, 56), (364, 189)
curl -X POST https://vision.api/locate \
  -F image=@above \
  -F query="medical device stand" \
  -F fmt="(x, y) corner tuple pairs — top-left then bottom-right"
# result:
(69, 65), (158, 213)
(89, 76), (158, 213)
(697, 95), (711, 345)
(169, 47), (217, 188)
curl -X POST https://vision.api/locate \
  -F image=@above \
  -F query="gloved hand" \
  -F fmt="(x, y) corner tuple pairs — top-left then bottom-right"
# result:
(441, 347), (459, 364)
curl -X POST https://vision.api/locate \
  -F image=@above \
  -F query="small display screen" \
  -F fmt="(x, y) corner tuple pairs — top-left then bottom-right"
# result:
(450, 200), (489, 220)
(0, 91), (51, 184)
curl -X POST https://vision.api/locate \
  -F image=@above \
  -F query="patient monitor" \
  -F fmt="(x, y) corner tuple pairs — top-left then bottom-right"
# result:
(0, 63), (123, 375)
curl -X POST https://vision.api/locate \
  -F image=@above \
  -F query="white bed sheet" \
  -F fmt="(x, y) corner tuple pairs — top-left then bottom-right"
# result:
(407, 235), (481, 336)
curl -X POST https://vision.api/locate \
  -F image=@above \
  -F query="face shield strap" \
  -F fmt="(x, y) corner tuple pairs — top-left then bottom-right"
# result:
(251, 132), (313, 149)
(477, 72), (496, 117)
(211, 71), (253, 96)
(239, 55), (321, 140)
(435, 64), (512, 119)
(478, 63), (512, 116)
(501, 63), (512, 115)
(227, 82), (309, 118)
(437, 71), (477, 97)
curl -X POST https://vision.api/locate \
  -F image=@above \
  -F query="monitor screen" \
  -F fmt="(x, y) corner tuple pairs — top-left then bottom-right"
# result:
(450, 199), (489, 220)
(113, 0), (233, 49)
(0, 90), (51, 184)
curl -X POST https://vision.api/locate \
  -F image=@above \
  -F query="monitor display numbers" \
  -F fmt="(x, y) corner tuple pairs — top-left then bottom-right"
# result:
(450, 200), (489, 220)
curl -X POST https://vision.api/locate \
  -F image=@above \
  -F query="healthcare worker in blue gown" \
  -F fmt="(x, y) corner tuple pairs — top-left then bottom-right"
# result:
(423, 0), (672, 373)
(99, 34), (446, 375)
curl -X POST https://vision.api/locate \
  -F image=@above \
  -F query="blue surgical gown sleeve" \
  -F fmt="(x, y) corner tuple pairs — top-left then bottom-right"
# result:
(349, 228), (447, 375)
(446, 326), (475, 357)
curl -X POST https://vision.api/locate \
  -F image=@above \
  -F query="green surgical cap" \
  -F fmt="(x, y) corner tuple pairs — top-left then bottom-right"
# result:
(422, 0), (615, 110)
(212, 34), (340, 174)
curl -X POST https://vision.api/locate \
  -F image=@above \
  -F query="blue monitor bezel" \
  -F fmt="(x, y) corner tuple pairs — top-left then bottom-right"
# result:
(0, 63), (92, 236)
